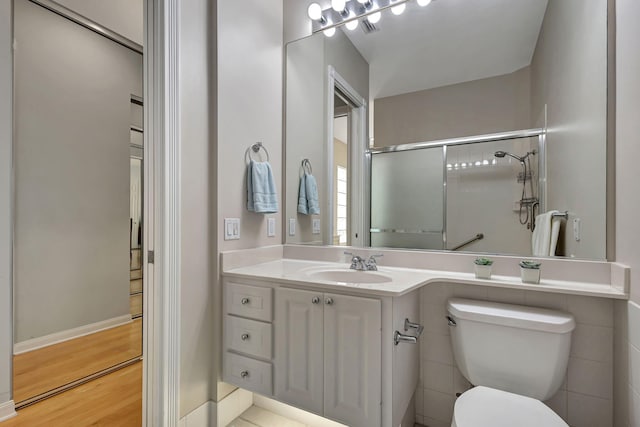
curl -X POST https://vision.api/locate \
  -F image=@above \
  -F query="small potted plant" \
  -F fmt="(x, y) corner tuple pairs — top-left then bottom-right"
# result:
(519, 260), (542, 284)
(474, 257), (494, 279)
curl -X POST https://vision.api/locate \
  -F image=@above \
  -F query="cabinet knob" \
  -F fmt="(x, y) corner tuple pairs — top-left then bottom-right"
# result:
(241, 297), (250, 305)
(241, 333), (250, 341)
(240, 370), (249, 379)
(312, 296), (321, 304)
(325, 297), (334, 305)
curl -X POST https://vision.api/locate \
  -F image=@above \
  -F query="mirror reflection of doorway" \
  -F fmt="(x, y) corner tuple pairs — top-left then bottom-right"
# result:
(11, 0), (143, 409)
(333, 93), (351, 246)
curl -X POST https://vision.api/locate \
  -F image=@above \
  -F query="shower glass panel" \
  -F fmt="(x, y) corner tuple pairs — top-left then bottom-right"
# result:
(446, 137), (538, 254)
(370, 147), (444, 249)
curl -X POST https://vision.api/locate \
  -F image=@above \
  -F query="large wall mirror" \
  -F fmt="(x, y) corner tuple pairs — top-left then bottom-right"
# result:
(285, 0), (609, 260)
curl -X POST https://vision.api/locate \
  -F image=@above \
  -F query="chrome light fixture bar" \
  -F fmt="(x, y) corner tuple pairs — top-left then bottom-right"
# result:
(308, 0), (415, 34)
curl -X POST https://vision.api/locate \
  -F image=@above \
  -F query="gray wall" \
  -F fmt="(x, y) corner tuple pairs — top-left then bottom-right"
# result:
(530, 0), (607, 259)
(178, 0), (216, 417)
(0, 0), (13, 409)
(373, 67), (531, 147)
(52, 0), (144, 45)
(13, 0), (140, 342)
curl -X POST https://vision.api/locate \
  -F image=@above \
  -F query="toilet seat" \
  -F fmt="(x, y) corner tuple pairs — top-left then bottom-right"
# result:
(452, 386), (568, 427)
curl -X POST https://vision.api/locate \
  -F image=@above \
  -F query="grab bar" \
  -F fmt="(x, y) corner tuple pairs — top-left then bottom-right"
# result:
(450, 233), (484, 251)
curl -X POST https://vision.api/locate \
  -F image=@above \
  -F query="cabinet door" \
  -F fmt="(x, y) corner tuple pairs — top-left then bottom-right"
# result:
(274, 287), (324, 414)
(324, 293), (381, 427)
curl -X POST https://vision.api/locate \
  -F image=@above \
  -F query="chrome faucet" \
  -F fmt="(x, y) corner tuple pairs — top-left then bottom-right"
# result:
(345, 252), (383, 271)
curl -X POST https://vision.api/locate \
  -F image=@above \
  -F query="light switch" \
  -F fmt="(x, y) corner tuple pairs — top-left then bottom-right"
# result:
(289, 218), (296, 236)
(267, 218), (276, 237)
(312, 218), (321, 234)
(224, 218), (240, 240)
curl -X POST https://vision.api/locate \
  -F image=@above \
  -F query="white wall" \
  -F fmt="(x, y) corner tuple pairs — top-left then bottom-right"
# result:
(13, 0), (140, 342)
(613, 0), (640, 425)
(373, 67), (531, 147)
(0, 0), (13, 410)
(53, 0), (144, 45)
(530, 0), (607, 260)
(214, 0), (284, 407)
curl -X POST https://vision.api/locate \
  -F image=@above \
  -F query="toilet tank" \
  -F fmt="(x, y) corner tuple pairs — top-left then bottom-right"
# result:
(447, 298), (575, 401)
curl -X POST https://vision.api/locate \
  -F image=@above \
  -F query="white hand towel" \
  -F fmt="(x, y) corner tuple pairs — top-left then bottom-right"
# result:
(532, 210), (562, 256)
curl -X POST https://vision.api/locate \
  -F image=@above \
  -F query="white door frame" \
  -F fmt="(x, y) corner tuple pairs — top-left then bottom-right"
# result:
(143, 0), (181, 425)
(326, 66), (368, 247)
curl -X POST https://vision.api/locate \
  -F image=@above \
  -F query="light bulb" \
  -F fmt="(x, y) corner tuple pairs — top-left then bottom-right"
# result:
(331, 0), (346, 12)
(324, 27), (336, 37)
(391, 3), (406, 15)
(417, 0), (432, 6)
(367, 11), (381, 24)
(307, 3), (323, 20)
(345, 18), (359, 31)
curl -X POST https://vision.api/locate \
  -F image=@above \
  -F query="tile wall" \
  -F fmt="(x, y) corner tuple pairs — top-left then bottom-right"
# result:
(416, 283), (614, 427)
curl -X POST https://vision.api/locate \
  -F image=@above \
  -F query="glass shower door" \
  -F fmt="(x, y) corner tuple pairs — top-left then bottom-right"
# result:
(370, 147), (444, 249)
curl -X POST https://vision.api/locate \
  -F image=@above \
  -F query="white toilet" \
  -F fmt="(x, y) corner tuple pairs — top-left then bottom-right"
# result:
(447, 298), (576, 427)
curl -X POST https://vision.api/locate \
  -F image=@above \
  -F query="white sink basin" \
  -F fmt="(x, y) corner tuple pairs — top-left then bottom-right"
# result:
(305, 269), (393, 284)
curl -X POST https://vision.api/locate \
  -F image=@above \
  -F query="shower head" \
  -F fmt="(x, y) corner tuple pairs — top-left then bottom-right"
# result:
(494, 150), (535, 163)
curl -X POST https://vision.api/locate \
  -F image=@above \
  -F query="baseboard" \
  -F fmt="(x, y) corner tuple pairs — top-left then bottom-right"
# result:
(14, 314), (133, 354)
(216, 388), (253, 427)
(178, 389), (252, 427)
(0, 400), (16, 422)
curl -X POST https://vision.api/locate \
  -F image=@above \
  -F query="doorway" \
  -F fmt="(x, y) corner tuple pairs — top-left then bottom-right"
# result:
(11, 0), (144, 409)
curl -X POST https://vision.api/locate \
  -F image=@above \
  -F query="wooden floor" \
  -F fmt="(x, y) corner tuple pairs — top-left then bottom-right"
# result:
(2, 361), (142, 427)
(13, 319), (142, 404)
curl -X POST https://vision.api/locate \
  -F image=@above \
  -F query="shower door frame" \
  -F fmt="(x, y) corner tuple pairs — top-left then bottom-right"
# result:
(368, 128), (547, 250)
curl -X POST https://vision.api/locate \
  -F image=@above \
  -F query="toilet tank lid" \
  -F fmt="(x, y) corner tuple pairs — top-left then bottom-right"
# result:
(447, 298), (575, 333)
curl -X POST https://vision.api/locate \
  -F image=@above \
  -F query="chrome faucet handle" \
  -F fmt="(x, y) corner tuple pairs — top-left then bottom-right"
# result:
(344, 251), (365, 270)
(365, 254), (383, 271)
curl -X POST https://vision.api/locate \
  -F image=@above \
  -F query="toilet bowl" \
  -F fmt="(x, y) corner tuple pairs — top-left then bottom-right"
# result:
(447, 298), (575, 427)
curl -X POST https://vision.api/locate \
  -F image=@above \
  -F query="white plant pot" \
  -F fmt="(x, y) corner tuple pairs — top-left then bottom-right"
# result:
(520, 267), (541, 284)
(474, 264), (492, 279)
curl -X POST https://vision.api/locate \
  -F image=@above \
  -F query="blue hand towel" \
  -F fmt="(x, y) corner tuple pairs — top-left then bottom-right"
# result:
(247, 160), (278, 213)
(305, 173), (320, 215)
(297, 173), (309, 215)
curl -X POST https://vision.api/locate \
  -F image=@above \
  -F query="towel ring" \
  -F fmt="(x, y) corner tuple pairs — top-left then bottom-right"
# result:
(301, 159), (312, 174)
(245, 142), (270, 164)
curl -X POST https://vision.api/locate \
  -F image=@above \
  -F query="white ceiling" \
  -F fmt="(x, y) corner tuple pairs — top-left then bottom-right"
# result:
(343, 0), (548, 99)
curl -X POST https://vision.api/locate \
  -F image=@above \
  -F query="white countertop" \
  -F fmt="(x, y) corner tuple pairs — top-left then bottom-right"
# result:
(222, 259), (627, 299)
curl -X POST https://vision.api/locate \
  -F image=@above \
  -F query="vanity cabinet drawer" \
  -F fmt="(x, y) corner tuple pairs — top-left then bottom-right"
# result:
(225, 282), (272, 322)
(225, 315), (272, 360)
(224, 352), (272, 396)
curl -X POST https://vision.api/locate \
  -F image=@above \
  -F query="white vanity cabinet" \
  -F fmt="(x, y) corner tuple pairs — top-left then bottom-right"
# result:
(222, 278), (420, 427)
(274, 288), (381, 427)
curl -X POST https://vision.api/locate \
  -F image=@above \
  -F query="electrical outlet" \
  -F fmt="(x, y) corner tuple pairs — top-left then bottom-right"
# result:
(224, 218), (240, 240)
(267, 218), (276, 237)
(312, 218), (321, 234)
(289, 218), (296, 236)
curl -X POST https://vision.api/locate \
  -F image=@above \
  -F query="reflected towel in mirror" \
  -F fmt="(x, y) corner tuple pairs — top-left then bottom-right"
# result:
(298, 172), (320, 215)
(247, 160), (278, 213)
(532, 210), (562, 256)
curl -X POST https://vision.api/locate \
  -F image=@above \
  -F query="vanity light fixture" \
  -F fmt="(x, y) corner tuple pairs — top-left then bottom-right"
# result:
(367, 11), (382, 24)
(307, 3), (326, 24)
(309, 0), (417, 35)
(417, 0), (432, 6)
(332, 0), (348, 14)
(323, 26), (337, 37)
(391, 2), (406, 15)
(345, 14), (360, 30)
